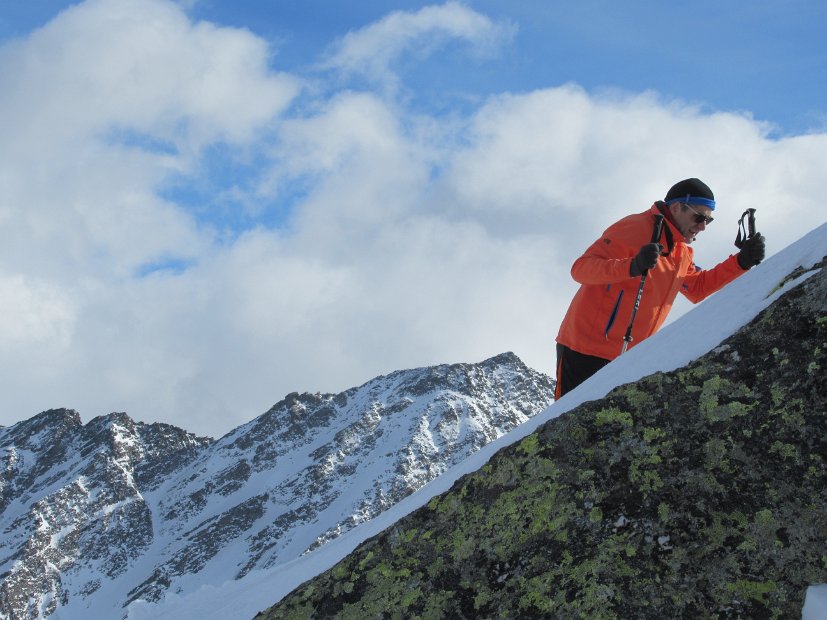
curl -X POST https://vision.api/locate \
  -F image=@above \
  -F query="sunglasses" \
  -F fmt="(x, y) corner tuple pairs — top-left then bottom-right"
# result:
(684, 203), (714, 225)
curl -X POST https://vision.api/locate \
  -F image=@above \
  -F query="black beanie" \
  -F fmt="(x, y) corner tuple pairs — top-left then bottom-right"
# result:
(664, 178), (715, 204)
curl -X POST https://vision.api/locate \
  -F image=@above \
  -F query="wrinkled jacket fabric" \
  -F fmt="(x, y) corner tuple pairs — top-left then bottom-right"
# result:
(556, 204), (745, 360)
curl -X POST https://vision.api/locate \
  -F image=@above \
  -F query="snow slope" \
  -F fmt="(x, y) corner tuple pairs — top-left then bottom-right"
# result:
(124, 221), (827, 620)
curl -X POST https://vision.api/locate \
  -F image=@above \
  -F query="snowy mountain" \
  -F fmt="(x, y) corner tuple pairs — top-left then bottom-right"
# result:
(128, 221), (827, 620)
(0, 352), (553, 619)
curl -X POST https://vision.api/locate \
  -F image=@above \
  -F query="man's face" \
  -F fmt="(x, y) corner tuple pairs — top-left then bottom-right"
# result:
(670, 202), (713, 244)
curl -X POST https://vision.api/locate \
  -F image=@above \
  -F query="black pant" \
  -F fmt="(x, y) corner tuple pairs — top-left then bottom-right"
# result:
(555, 344), (611, 399)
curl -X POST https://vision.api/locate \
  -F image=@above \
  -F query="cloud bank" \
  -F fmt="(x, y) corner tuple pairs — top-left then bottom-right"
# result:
(1, 0), (825, 437)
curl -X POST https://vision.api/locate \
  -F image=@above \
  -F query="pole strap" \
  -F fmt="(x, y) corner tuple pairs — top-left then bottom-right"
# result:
(735, 208), (757, 248)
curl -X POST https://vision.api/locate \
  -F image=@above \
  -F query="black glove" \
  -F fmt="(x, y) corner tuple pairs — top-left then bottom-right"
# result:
(630, 243), (661, 277)
(737, 232), (765, 269)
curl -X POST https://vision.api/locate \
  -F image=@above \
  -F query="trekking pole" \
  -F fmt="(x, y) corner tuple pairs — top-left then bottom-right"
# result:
(734, 208), (757, 248)
(620, 214), (664, 355)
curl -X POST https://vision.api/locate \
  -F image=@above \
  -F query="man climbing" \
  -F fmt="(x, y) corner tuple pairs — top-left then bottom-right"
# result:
(555, 177), (765, 399)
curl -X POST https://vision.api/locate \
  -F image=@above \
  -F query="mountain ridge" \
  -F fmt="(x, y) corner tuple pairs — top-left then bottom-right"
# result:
(0, 351), (553, 619)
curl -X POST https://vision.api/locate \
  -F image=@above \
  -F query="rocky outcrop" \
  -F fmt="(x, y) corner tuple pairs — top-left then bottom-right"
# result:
(260, 258), (827, 619)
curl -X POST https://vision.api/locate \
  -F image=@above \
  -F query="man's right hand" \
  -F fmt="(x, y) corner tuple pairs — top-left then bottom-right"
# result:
(630, 243), (662, 277)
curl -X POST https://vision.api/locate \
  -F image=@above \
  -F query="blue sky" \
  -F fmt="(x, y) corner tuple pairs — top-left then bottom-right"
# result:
(1, 0), (826, 437)
(23, 4), (827, 118)
(4, 1), (825, 134)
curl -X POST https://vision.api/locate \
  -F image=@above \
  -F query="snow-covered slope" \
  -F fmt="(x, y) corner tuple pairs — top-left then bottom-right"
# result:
(0, 352), (553, 619)
(126, 220), (827, 620)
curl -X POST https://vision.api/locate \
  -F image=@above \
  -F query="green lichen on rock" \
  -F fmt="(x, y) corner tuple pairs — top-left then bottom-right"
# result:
(257, 259), (827, 620)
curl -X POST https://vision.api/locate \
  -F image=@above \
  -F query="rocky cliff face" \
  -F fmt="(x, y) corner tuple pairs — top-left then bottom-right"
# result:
(260, 258), (827, 619)
(0, 352), (553, 619)
(0, 410), (210, 618)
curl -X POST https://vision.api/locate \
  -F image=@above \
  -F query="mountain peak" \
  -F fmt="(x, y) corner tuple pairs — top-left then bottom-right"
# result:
(0, 407), (81, 444)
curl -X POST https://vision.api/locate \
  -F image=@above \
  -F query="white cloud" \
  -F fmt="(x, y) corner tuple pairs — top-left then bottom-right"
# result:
(0, 0), (300, 277)
(2, 0), (298, 150)
(1, 0), (825, 437)
(0, 0), (300, 429)
(322, 1), (516, 85)
(0, 275), (75, 349)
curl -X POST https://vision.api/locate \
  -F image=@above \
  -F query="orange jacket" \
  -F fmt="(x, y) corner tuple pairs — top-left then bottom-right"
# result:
(556, 204), (746, 360)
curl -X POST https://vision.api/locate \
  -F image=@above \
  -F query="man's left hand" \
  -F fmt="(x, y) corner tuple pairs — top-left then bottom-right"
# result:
(737, 233), (765, 269)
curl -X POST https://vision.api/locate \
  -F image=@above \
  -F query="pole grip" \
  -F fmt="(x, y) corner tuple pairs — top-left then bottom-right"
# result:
(747, 208), (756, 238)
(651, 213), (665, 244)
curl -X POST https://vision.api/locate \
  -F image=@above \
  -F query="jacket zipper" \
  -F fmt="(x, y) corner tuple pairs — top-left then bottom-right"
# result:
(604, 288), (624, 338)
